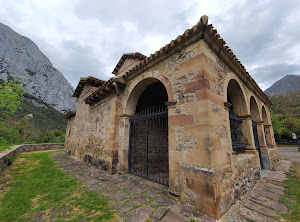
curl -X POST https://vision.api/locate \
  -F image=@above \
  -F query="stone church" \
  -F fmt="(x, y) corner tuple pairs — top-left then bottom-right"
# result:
(64, 16), (279, 219)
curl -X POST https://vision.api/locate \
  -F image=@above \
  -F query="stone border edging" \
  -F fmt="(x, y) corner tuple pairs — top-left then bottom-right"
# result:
(0, 143), (64, 174)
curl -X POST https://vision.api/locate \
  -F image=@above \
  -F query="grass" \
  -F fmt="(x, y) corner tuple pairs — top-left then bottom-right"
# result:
(277, 145), (298, 147)
(0, 145), (13, 152)
(279, 163), (300, 221)
(0, 150), (115, 222)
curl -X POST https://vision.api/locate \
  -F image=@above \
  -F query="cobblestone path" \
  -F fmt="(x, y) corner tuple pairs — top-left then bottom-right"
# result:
(220, 160), (291, 222)
(52, 152), (215, 222)
(53, 152), (291, 222)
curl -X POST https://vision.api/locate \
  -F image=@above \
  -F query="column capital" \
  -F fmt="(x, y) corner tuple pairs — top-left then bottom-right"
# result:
(165, 100), (177, 108)
(120, 114), (133, 118)
(254, 121), (264, 125)
(239, 114), (252, 120)
(224, 102), (232, 110)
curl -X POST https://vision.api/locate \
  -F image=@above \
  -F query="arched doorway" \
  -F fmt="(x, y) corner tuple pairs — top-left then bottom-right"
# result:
(250, 96), (263, 168)
(128, 81), (169, 185)
(227, 79), (247, 153)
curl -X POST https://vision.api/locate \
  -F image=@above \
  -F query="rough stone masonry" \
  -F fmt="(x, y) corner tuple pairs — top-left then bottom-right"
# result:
(64, 15), (279, 219)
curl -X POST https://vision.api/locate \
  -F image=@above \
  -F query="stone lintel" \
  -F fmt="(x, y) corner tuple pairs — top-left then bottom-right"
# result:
(180, 163), (215, 176)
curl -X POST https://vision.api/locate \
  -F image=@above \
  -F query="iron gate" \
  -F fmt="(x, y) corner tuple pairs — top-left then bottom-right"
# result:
(252, 121), (264, 169)
(229, 110), (246, 153)
(129, 106), (169, 186)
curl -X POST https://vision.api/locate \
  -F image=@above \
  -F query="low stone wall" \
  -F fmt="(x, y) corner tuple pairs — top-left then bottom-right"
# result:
(0, 143), (64, 174)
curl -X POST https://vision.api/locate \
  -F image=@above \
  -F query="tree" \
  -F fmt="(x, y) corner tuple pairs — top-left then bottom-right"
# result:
(270, 110), (287, 143)
(0, 79), (24, 119)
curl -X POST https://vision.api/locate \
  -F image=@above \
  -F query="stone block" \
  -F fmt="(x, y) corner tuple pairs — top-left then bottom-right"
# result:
(169, 114), (194, 126)
(153, 197), (174, 206)
(184, 99), (212, 113)
(184, 124), (214, 139)
(184, 78), (210, 94)
(185, 178), (216, 198)
(179, 53), (207, 74)
(181, 151), (210, 167)
(195, 89), (223, 106)
(108, 190), (127, 201)
(161, 210), (189, 222)
(153, 207), (170, 220)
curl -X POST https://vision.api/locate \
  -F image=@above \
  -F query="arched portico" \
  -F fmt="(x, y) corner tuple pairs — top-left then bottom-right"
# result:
(226, 79), (255, 153)
(250, 96), (265, 168)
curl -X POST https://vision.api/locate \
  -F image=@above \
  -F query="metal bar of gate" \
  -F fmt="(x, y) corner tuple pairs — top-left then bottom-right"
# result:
(128, 120), (133, 173)
(128, 109), (169, 186)
(146, 117), (149, 179)
(130, 111), (168, 120)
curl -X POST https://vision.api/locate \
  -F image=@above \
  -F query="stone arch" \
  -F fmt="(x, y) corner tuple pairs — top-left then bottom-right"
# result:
(262, 105), (273, 148)
(119, 75), (171, 176)
(227, 79), (248, 116)
(262, 106), (270, 124)
(250, 96), (262, 122)
(125, 77), (169, 185)
(250, 96), (266, 168)
(226, 79), (249, 153)
(123, 73), (173, 115)
(125, 77), (170, 115)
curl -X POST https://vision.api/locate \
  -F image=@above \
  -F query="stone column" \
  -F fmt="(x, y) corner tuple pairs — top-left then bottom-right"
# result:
(264, 124), (276, 148)
(239, 115), (256, 151)
(256, 121), (272, 169)
(118, 114), (132, 172)
(256, 121), (267, 147)
(165, 101), (178, 196)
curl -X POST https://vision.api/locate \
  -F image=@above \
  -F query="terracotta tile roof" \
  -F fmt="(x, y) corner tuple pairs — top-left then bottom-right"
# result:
(64, 110), (76, 119)
(85, 15), (272, 107)
(84, 77), (126, 105)
(73, 76), (106, 98)
(112, 52), (147, 75)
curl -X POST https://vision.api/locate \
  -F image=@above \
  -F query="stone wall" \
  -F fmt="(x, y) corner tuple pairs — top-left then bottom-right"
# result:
(64, 84), (120, 174)
(0, 143), (64, 174)
(66, 37), (279, 219)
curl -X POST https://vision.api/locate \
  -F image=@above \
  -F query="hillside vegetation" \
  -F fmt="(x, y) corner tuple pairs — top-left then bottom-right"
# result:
(271, 89), (300, 117)
(13, 93), (67, 131)
(0, 80), (67, 147)
(270, 89), (300, 144)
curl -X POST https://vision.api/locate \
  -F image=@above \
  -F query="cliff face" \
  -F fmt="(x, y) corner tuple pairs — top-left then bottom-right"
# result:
(0, 22), (76, 112)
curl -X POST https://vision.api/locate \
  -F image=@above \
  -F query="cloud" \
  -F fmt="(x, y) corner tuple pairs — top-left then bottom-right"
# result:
(251, 63), (300, 90)
(213, 0), (300, 64)
(0, 0), (299, 91)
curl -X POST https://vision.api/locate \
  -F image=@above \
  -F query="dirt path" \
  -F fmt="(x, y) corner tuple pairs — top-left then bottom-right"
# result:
(278, 146), (300, 164)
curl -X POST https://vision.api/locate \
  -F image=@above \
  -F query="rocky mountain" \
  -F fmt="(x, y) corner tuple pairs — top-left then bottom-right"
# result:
(265, 74), (300, 97)
(0, 22), (76, 112)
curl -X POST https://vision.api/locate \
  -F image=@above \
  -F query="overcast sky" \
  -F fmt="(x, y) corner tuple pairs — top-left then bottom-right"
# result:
(0, 0), (299, 90)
